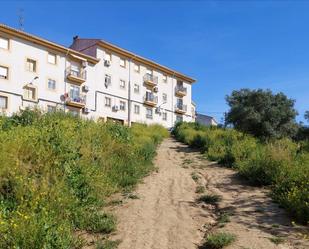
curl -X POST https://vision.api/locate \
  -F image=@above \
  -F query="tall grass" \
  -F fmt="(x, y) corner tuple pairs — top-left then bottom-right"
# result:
(0, 109), (168, 248)
(173, 122), (309, 224)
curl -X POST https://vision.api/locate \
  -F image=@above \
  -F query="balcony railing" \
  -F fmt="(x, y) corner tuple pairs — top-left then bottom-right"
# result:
(144, 92), (158, 106)
(66, 66), (87, 84)
(175, 85), (187, 96)
(65, 93), (86, 108)
(175, 104), (187, 114)
(143, 73), (158, 86)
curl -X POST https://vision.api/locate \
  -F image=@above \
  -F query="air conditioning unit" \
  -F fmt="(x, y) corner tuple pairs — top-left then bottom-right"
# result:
(82, 61), (88, 68)
(83, 85), (90, 92)
(112, 105), (119, 112)
(153, 86), (158, 92)
(155, 107), (161, 114)
(104, 60), (111, 67)
(83, 107), (90, 114)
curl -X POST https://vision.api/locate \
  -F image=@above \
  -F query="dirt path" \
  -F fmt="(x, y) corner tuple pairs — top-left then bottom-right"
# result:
(110, 138), (309, 249)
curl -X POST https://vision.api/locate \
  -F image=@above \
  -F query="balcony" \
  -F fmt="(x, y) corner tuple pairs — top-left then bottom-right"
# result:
(144, 92), (158, 106)
(175, 85), (187, 97)
(65, 93), (86, 108)
(66, 66), (86, 84)
(175, 104), (187, 114)
(143, 73), (158, 87)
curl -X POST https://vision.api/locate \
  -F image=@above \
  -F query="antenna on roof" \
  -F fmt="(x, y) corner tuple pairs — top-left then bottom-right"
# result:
(18, 8), (24, 31)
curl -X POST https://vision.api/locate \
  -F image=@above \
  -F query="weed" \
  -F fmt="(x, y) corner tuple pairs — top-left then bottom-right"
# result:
(191, 172), (200, 182)
(269, 236), (285, 245)
(218, 212), (230, 226)
(95, 239), (121, 249)
(127, 193), (139, 199)
(196, 185), (206, 194)
(201, 232), (236, 249)
(197, 194), (222, 205)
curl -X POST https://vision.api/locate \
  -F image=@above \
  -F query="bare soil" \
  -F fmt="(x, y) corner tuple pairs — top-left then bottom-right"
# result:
(109, 138), (309, 249)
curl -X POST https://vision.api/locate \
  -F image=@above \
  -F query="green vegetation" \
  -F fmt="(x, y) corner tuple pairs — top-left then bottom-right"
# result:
(269, 236), (285, 245)
(201, 232), (236, 249)
(196, 185), (206, 194)
(0, 109), (168, 248)
(173, 122), (309, 224)
(197, 194), (222, 205)
(218, 212), (231, 226)
(225, 89), (298, 140)
(191, 172), (200, 182)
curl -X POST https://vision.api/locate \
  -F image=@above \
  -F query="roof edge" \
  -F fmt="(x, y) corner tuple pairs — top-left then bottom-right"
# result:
(0, 23), (99, 64)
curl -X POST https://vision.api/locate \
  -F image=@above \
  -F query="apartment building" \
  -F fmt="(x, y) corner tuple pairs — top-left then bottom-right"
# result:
(0, 23), (196, 127)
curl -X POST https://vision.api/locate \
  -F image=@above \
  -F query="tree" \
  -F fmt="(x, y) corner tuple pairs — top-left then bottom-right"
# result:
(305, 111), (309, 123)
(225, 89), (298, 140)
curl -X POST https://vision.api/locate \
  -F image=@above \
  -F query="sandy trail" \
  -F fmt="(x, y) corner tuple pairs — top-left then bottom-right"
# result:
(110, 138), (309, 249)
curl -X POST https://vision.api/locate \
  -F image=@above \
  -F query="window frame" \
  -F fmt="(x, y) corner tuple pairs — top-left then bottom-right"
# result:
(162, 112), (167, 121)
(26, 58), (37, 73)
(134, 83), (140, 93)
(163, 74), (168, 83)
(146, 107), (153, 119)
(0, 95), (8, 110)
(134, 63), (140, 73)
(134, 104), (140, 114)
(105, 52), (112, 62)
(0, 36), (9, 50)
(47, 78), (56, 91)
(120, 58), (126, 68)
(47, 52), (57, 65)
(105, 97), (111, 107)
(23, 84), (38, 102)
(119, 79), (126, 89)
(0, 65), (9, 80)
(119, 100), (126, 111)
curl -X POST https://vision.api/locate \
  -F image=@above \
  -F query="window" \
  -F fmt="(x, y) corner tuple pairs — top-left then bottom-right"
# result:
(120, 58), (126, 68)
(146, 108), (153, 119)
(105, 74), (111, 86)
(0, 37), (9, 50)
(120, 79), (126, 89)
(69, 85), (80, 101)
(105, 52), (112, 61)
(47, 105), (56, 112)
(134, 64), (140, 72)
(26, 58), (37, 72)
(134, 84), (140, 93)
(48, 79), (56, 90)
(23, 85), (37, 101)
(105, 97), (111, 107)
(134, 104), (140, 114)
(146, 68), (152, 75)
(162, 93), (167, 102)
(176, 115), (183, 123)
(47, 53), (57, 64)
(162, 112), (167, 121)
(119, 101), (126, 111)
(163, 75), (167, 83)
(0, 66), (8, 79)
(0, 96), (8, 109)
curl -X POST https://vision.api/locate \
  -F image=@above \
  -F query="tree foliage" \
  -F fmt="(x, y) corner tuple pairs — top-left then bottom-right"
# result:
(305, 111), (309, 123)
(225, 89), (298, 140)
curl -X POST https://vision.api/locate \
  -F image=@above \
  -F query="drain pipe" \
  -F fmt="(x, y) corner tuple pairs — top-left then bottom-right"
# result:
(64, 49), (70, 112)
(128, 55), (137, 127)
(171, 71), (176, 126)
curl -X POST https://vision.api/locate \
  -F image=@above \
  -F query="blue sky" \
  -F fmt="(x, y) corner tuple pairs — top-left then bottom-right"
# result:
(1, 0), (308, 123)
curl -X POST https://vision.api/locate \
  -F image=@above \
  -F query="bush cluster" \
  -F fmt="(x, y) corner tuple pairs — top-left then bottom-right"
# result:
(173, 122), (309, 224)
(0, 109), (168, 248)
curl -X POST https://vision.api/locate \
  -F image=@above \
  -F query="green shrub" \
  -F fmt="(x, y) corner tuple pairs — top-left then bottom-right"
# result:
(0, 110), (167, 248)
(202, 232), (236, 249)
(197, 194), (222, 205)
(174, 122), (309, 224)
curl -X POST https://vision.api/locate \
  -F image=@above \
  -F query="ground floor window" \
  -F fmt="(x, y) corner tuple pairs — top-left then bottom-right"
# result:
(134, 104), (140, 114)
(146, 108), (153, 119)
(0, 96), (8, 109)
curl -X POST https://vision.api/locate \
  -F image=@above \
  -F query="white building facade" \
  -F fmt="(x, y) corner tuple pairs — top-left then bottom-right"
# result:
(0, 24), (196, 128)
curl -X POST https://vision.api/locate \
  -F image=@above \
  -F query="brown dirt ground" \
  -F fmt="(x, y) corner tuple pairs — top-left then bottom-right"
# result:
(108, 138), (309, 249)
